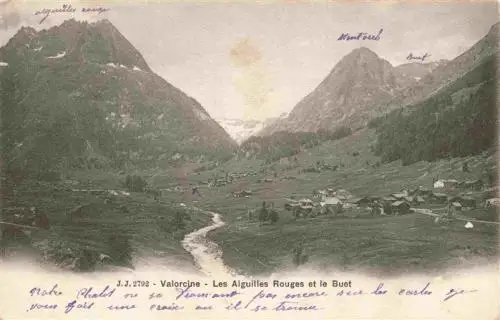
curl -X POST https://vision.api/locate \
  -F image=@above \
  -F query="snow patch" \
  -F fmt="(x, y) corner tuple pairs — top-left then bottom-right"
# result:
(106, 63), (117, 68)
(414, 77), (421, 81)
(34, 46), (43, 52)
(194, 109), (210, 121)
(0, 62), (8, 67)
(133, 66), (142, 71)
(119, 64), (127, 69)
(157, 113), (164, 120)
(46, 51), (66, 59)
(216, 118), (266, 144)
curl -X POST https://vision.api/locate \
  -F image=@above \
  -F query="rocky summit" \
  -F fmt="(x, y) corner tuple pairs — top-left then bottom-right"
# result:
(258, 47), (419, 135)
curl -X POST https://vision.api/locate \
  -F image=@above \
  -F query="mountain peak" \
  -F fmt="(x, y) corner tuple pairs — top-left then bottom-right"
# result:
(3, 19), (152, 72)
(338, 46), (385, 67)
(352, 46), (377, 55)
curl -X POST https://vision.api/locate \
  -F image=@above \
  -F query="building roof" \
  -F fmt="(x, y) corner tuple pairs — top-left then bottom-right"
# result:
(323, 197), (342, 205)
(392, 200), (410, 207)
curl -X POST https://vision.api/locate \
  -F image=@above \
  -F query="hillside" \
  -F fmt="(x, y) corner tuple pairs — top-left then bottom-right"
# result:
(388, 22), (499, 109)
(372, 52), (497, 166)
(0, 19), (236, 178)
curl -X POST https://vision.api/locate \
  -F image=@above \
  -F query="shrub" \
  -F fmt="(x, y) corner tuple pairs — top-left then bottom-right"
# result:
(124, 174), (147, 192)
(269, 210), (279, 224)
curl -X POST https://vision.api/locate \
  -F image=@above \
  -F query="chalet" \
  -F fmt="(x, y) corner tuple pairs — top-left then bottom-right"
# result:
(299, 199), (314, 209)
(233, 190), (252, 198)
(353, 196), (380, 207)
(433, 179), (459, 189)
(391, 193), (407, 200)
(448, 196), (476, 208)
(484, 198), (500, 208)
(430, 192), (448, 204)
(451, 201), (462, 212)
(404, 196), (414, 203)
(410, 186), (432, 197)
(382, 196), (397, 203)
(321, 197), (343, 215)
(459, 179), (484, 191)
(391, 201), (411, 215)
(334, 189), (352, 200)
(414, 196), (425, 204)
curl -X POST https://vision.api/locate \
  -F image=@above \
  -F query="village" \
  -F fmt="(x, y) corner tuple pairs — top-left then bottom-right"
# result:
(179, 158), (499, 230)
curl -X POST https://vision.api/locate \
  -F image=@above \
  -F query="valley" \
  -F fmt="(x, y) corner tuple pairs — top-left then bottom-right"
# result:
(0, 15), (498, 279)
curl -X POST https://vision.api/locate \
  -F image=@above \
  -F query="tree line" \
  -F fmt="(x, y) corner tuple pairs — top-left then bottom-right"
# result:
(240, 126), (352, 162)
(370, 57), (496, 166)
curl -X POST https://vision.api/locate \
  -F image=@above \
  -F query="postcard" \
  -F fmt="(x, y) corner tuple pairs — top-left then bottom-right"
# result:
(0, 0), (498, 319)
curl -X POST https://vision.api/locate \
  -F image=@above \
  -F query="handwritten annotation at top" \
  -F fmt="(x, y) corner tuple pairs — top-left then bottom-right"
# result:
(25, 280), (478, 315)
(337, 29), (384, 41)
(407, 53), (431, 62)
(34, 4), (110, 24)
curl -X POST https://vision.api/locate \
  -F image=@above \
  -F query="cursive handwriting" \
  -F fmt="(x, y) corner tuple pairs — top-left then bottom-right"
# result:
(150, 303), (185, 311)
(337, 29), (383, 41)
(64, 300), (94, 314)
(407, 53), (431, 62)
(27, 303), (58, 312)
(29, 284), (62, 297)
(443, 288), (478, 302)
(22, 282), (481, 315)
(175, 286), (241, 300)
(273, 301), (319, 311)
(398, 283), (432, 296)
(34, 4), (109, 24)
(76, 285), (116, 299)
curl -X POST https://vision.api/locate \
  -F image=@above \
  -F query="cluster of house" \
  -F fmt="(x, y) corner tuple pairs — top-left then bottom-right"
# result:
(232, 190), (253, 198)
(351, 185), (481, 215)
(284, 188), (351, 218)
(433, 178), (484, 191)
(282, 177), (498, 219)
(205, 171), (259, 187)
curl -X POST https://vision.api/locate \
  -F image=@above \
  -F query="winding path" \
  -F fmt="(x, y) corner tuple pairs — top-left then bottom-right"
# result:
(181, 208), (238, 277)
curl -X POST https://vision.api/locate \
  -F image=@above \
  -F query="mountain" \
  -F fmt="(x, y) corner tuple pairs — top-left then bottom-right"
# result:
(0, 19), (236, 175)
(389, 22), (499, 108)
(259, 22), (498, 137)
(216, 114), (287, 144)
(393, 59), (448, 82)
(216, 118), (265, 144)
(259, 47), (420, 135)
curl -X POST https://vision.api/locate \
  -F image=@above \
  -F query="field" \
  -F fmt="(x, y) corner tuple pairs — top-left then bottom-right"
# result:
(0, 171), (211, 272)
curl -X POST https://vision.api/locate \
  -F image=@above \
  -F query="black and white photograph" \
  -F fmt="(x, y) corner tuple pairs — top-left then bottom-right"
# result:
(0, 0), (498, 319)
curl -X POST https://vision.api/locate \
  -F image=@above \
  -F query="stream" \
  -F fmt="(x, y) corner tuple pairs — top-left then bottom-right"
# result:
(181, 208), (238, 277)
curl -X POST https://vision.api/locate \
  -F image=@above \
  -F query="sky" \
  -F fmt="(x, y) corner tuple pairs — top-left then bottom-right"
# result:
(0, 0), (498, 121)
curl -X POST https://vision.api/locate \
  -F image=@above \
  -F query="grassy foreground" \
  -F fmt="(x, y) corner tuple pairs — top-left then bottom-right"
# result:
(0, 171), (211, 272)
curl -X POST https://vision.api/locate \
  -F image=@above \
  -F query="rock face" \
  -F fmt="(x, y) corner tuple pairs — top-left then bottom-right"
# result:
(0, 19), (236, 173)
(393, 60), (448, 82)
(260, 22), (499, 136)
